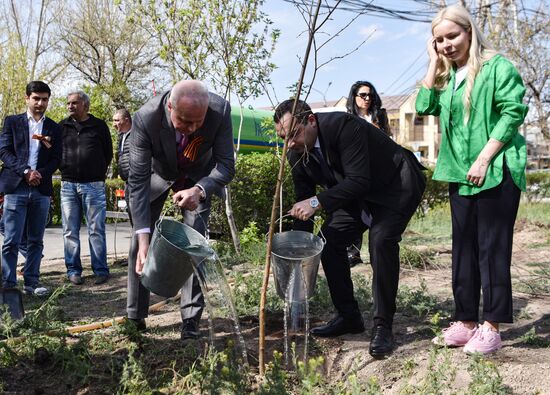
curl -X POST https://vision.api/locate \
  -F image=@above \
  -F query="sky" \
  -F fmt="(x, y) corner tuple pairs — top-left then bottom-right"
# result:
(253, 0), (436, 108)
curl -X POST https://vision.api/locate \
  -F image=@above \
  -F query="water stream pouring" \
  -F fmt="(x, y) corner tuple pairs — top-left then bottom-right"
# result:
(271, 230), (324, 366)
(141, 218), (247, 364)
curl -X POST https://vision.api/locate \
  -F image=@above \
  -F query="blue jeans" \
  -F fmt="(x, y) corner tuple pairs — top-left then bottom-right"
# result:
(1, 183), (50, 288)
(61, 181), (109, 277)
(0, 214), (28, 259)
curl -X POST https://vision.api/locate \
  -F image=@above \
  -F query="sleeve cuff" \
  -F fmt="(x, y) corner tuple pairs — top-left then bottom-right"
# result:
(135, 228), (151, 234)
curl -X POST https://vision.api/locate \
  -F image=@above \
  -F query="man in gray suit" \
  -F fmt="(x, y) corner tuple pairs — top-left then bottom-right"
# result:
(126, 80), (235, 338)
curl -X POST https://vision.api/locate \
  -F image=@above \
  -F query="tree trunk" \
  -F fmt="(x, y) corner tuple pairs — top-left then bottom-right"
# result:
(224, 185), (241, 253)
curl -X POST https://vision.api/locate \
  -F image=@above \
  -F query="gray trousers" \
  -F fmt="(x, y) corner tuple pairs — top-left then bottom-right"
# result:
(126, 188), (211, 322)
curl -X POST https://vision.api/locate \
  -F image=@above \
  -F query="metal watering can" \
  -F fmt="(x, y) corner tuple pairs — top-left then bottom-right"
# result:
(141, 218), (215, 298)
(271, 230), (324, 302)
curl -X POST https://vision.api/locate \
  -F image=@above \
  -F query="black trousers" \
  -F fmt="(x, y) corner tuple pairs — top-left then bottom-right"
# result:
(449, 166), (520, 323)
(320, 204), (416, 327)
(320, 154), (425, 327)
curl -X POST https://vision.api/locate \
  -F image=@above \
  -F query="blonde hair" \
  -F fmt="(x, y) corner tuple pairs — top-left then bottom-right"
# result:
(432, 4), (497, 123)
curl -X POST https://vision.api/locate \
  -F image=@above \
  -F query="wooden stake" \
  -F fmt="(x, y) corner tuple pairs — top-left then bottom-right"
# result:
(258, 0), (323, 375)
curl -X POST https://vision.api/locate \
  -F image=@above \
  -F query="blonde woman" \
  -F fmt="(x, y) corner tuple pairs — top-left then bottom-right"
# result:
(416, 4), (527, 354)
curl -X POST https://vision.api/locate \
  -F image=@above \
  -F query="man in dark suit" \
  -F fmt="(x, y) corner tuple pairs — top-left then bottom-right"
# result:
(0, 81), (62, 296)
(274, 99), (425, 358)
(127, 80), (235, 338)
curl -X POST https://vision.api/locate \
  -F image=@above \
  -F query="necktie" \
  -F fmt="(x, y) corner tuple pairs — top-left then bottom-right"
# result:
(173, 134), (189, 191)
(177, 134), (190, 168)
(311, 147), (332, 184)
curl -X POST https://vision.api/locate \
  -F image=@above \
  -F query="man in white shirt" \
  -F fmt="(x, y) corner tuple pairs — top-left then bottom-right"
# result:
(0, 81), (62, 296)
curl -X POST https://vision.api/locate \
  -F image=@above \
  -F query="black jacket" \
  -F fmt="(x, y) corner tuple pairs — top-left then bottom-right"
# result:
(59, 114), (113, 182)
(289, 112), (425, 220)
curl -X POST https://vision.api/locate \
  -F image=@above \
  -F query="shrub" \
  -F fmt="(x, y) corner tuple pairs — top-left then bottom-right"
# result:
(525, 171), (550, 202)
(417, 167), (448, 216)
(209, 152), (295, 239)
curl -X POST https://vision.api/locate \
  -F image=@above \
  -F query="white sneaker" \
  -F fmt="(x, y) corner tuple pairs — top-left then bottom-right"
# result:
(23, 284), (50, 297)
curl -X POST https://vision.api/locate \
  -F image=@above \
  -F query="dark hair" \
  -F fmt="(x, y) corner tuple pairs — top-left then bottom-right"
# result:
(345, 81), (391, 135)
(26, 81), (51, 97)
(273, 99), (313, 125)
(114, 108), (132, 121)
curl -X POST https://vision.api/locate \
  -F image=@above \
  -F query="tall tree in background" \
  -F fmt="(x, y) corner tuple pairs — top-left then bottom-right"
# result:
(0, 0), (66, 121)
(133, 0), (279, 251)
(55, 0), (157, 109)
(482, 0), (549, 138)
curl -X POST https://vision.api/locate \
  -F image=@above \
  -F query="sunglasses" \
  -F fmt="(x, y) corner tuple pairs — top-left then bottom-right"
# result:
(357, 92), (373, 99)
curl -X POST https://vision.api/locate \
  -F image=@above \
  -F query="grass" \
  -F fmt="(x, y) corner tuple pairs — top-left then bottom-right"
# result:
(518, 328), (550, 348)
(517, 202), (550, 225)
(5, 200), (550, 393)
(405, 204), (452, 246)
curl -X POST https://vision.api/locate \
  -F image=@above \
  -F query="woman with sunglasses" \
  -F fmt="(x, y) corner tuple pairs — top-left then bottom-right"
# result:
(416, 4), (527, 354)
(344, 81), (391, 267)
(346, 81), (391, 137)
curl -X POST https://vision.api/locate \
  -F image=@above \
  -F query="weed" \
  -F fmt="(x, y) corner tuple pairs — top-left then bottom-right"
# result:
(310, 276), (334, 315)
(296, 355), (324, 395)
(332, 374), (382, 395)
(400, 245), (433, 269)
(258, 350), (289, 395)
(177, 346), (249, 395)
(397, 279), (440, 317)
(231, 270), (284, 316)
(117, 343), (152, 394)
(0, 342), (18, 367)
(518, 327), (550, 348)
(467, 354), (510, 394)
(240, 221), (262, 248)
(515, 307), (533, 320)
(352, 273), (373, 311)
(402, 358), (418, 378)
(215, 240), (247, 267)
(400, 345), (457, 394)
(515, 262), (550, 295)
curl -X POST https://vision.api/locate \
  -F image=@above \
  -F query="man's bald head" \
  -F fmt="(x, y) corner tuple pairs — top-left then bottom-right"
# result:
(167, 80), (210, 135)
(170, 80), (209, 108)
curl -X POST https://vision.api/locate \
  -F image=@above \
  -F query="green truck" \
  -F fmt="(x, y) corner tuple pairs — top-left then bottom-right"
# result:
(230, 106), (279, 154)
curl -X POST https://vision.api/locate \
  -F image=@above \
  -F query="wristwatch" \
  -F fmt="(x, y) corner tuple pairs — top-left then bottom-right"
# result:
(309, 196), (320, 209)
(23, 168), (30, 175)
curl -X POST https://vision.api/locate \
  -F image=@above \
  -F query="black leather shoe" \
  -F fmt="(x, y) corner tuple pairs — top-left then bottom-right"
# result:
(310, 315), (365, 338)
(369, 325), (394, 359)
(128, 318), (146, 331)
(181, 319), (200, 340)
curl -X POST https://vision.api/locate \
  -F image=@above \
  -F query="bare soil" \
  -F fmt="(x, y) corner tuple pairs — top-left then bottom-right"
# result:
(0, 220), (548, 394)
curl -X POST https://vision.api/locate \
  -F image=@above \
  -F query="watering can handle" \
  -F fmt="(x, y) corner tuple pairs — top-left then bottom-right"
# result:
(271, 214), (326, 244)
(159, 203), (210, 241)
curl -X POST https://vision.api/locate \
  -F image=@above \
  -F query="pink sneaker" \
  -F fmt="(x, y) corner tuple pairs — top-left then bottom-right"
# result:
(432, 321), (478, 346)
(463, 326), (502, 354)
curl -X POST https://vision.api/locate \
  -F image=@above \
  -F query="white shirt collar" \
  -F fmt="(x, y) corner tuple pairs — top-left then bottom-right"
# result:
(27, 111), (45, 123)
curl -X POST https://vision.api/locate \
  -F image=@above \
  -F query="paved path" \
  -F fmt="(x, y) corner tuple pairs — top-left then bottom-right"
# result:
(0, 221), (133, 262)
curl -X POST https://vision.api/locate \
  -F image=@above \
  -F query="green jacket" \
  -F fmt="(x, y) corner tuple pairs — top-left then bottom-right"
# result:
(415, 55), (528, 195)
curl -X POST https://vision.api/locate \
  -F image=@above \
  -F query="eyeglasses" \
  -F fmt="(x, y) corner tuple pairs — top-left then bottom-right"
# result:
(356, 92), (373, 100)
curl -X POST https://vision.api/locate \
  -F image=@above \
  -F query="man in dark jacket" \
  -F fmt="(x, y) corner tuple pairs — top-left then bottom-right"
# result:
(112, 108), (132, 181)
(59, 90), (113, 286)
(0, 81), (62, 296)
(274, 99), (425, 359)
